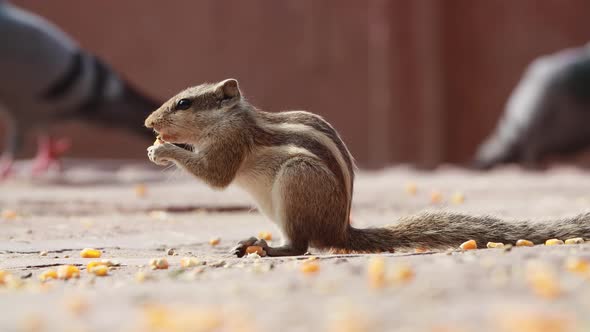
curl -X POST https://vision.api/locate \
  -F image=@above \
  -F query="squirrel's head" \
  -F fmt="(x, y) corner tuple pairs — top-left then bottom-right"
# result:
(144, 78), (242, 144)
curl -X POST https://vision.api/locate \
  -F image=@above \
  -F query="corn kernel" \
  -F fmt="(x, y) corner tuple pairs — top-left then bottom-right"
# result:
(57, 265), (80, 280)
(90, 265), (109, 276)
(498, 312), (572, 332)
(526, 263), (561, 299)
(391, 264), (414, 284)
(368, 257), (385, 289)
(0, 270), (10, 285)
(545, 239), (564, 246)
(300, 261), (320, 275)
(258, 231), (273, 241)
(405, 183), (418, 195)
(149, 258), (169, 270)
(565, 257), (589, 274)
(209, 237), (221, 246)
(1, 209), (18, 220)
(451, 192), (465, 204)
(154, 136), (164, 145)
(86, 261), (106, 272)
(180, 257), (203, 268)
(516, 239), (534, 247)
(487, 242), (505, 249)
(565, 237), (584, 245)
(135, 183), (147, 198)
(80, 248), (101, 258)
(245, 246), (267, 257)
(460, 239), (478, 250)
(135, 271), (153, 283)
(430, 190), (443, 204)
(38, 269), (58, 282)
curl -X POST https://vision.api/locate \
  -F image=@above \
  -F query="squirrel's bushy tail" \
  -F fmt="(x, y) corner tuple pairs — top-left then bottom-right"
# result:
(344, 211), (590, 252)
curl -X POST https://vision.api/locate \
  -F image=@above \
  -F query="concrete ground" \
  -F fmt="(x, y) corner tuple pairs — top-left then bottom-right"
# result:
(1, 160), (590, 332)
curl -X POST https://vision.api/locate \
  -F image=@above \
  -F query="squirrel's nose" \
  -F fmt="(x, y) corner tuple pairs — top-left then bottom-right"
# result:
(144, 116), (156, 129)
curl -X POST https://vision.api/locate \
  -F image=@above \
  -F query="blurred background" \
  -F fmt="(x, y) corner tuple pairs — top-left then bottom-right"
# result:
(3, 0), (590, 169)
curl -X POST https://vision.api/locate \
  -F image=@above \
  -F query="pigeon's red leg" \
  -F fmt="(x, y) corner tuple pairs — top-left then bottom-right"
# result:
(31, 135), (71, 176)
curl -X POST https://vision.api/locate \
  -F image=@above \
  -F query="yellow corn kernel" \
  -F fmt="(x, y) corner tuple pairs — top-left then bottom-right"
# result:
(57, 265), (80, 280)
(0, 270), (10, 285)
(564, 237), (584, 245)
(300, 261), (320, 275)
(38, 269), (58, 282)
(498, 312), (572, 332)
(258, 231), (273, 241)
(487, 242), (505, 249)
(180, 257), (203, 268)
(565, 257), (589, 274)
(209, 237), (221, 246)
(391, 264), (414, 284)
(545, 239), (564, 246)
(149, 258), (169, 270)
(405, 183), (418, 195)
(154, 136), (164, 145)
(135, 183), (147, 198)
(245, 246), (267, 257)
(86, 261), (106, 272)
(90, 265), (109, 276)
(368, 257), (385, 289)
(451, 192), (465, 204)
(460, 239), (478, 250)
(414, 247), (428, 253)
(1, 209), (18, 220)
(430, 190), (443, 204)
(80, 248), (101, 258)
(516, 239), (534, 247)
(526, 263), (561, 299)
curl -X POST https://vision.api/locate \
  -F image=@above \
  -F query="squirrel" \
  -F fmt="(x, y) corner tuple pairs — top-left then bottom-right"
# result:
(145, 78), (590, 257)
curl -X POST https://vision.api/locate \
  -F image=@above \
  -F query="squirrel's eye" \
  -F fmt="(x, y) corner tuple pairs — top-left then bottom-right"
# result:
(176, 98), (192, 110)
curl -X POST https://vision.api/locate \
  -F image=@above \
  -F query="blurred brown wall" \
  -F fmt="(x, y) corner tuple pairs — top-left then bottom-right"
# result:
(6, 0), (590, 168)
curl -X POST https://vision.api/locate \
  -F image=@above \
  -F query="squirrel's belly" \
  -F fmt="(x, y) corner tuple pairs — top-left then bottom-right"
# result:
(234, 173), (283, 227)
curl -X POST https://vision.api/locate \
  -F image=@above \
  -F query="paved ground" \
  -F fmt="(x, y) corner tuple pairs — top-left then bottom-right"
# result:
(2, 160), (590, 332)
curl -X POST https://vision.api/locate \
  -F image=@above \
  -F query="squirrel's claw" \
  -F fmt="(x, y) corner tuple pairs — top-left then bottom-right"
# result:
(231, 236), (258, 258)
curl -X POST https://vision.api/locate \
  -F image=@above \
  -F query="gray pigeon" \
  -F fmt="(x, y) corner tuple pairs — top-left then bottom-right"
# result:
(0, 1), (159, 177)
(474, 43), (590, 169)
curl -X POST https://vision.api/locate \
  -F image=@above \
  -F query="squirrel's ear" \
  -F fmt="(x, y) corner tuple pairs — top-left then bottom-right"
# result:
(216, 79), (241, 100)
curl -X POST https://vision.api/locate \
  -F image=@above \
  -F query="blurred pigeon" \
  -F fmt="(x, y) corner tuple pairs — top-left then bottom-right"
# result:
(0, 1), (159, 177)
(474, 43), (590, 169)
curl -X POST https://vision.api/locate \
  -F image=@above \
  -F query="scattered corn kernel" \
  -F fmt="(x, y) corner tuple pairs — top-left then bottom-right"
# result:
(526, 263), (561, 299)
(258, 231), (273, 241)
(80, 248), (101, 258)
(39, 251), (48, 257)
(57, 265), (80, 280)
(209, 237), (221, 246)
(391, 264), (414, 284)
(135, 183), (148, 198)
(368, 257), (386, 289)
(460, 239), (478, 250)
(430, 190), (443, 204)
(516, 239), (534, 247)
(245, 246), (267, 257)
(180, 257), (203, 268)
(1, 209), (18, 220)
(498, 312), (572, 332)
(135, 271), (153, 283)
(545, 239), (564, 246)
(90, 265), (109, 276)
(405, 183), (418, 195)
(487, 242), (505, 249)
(565, 237), (584, 245)
(300, 261), (320, 275)
(86, 261), (106, 272)
(414, 247), (428, 253)
(149, 258), (169, 270)
(38, 269), (58, 282)
(0, 270), (10, 285)
(451, 192), (465, 204)
(565, 257), (589, 274)
(154, 136), (164, 145)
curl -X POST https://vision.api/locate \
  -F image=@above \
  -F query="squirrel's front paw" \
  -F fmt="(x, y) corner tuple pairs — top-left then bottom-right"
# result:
(147, 144), (174, 166)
